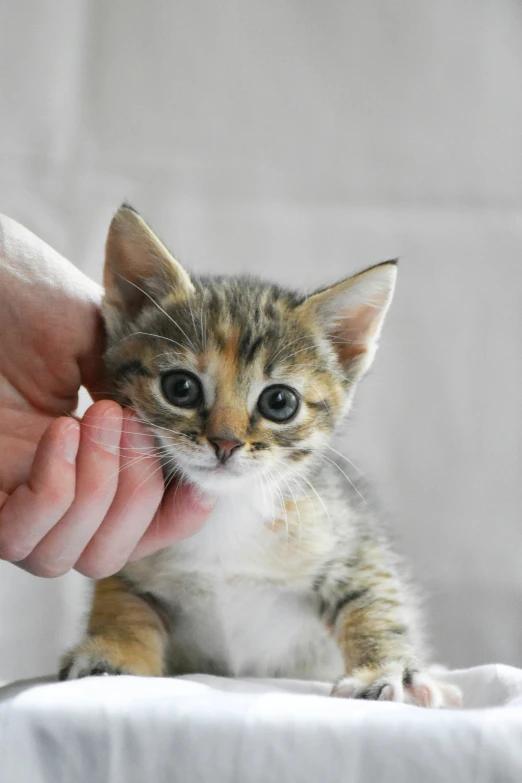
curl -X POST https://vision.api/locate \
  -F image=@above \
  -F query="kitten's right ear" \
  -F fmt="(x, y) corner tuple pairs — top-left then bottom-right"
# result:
(104, 204), (194, 318)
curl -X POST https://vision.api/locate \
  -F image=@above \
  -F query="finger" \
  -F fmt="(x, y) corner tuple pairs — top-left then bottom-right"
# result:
(0, 418), (80, 563)
(22, 401), (123, 577)
(129, 482), (214, 562)
(75, 412), (164, 579)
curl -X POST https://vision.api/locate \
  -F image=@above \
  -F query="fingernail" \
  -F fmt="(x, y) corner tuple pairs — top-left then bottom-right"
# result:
(94, 409), (122, 455)
(62, 422), (80, 464)
(125, 416), (154, 451)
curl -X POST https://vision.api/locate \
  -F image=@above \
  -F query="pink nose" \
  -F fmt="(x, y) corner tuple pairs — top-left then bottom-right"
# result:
(209, 438), (244, 464)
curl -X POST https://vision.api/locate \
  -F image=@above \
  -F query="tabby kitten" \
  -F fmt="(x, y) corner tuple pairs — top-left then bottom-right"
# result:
(60, 205), (460, 707)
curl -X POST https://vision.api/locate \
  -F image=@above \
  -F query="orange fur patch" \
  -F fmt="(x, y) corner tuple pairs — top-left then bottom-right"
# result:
(84, 576), (167, 676)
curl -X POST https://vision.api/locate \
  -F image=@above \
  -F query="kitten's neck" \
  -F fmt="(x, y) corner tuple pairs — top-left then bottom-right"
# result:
(194, 467), (319, 522)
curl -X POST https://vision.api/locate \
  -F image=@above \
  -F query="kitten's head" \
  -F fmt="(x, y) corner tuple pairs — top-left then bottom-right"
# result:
(102, 205), (396, 494)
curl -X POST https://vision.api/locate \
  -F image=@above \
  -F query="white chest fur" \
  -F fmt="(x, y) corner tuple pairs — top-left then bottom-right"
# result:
(123, 482), (344, 681)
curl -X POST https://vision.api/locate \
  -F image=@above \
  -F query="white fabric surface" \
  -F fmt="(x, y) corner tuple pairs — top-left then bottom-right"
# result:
(1, 1), (522, 682)
(1, 666), (522, 782)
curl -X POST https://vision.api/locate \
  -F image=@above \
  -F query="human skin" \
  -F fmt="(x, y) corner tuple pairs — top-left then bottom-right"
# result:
(0, 215), (212, 578)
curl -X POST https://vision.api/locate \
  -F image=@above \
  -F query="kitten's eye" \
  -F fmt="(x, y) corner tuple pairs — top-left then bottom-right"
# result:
(258, 385), (299, 423)
(161, 371), (202, 408)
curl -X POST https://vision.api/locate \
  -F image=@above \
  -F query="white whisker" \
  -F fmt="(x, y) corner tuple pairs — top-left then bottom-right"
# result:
(187, 297), (200, 351)
(313, 451), (367, 504)
(278, 345), (319, 364)
(149, 350), (187, 362)
(270, 461), (303, 543)
(270, 335), (315, 363)
(324, 443), (364, 476)
(270, 457), (332, 530)
(117, 331), (187, 352)
(115, 273), (196, 350)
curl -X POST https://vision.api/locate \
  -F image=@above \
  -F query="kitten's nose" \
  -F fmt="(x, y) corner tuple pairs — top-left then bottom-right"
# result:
(209, 437), (244, 464)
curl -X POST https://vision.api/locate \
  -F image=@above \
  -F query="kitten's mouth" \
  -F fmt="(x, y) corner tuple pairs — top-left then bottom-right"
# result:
(200, 463), (241, 476)
(167, 447), (259, 488)
(181, 458), (252, 486)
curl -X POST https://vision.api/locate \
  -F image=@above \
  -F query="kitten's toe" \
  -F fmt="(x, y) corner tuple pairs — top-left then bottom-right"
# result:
(59, 650), (129, 681)
(404, 672), (462, 708)
(59, 635), (163, 680)
(331, 667), (462, 708)
(331, 671), (404, 702)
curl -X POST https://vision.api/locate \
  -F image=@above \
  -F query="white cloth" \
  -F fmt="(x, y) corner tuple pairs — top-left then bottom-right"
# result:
(1, 666), (522, 782)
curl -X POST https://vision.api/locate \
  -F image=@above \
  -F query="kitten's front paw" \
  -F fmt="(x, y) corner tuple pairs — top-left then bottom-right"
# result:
(59, 647), (130, 681)
(59, 635), (162, 680)
(331, 666), (462, 708)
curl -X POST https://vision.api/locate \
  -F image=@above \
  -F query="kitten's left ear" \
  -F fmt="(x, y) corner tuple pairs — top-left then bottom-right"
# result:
(297, 260), (397, 379)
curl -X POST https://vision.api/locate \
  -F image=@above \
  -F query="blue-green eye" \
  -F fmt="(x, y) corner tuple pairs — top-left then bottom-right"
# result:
(161, 371), (202, 408)
(258, 385), (299, 423)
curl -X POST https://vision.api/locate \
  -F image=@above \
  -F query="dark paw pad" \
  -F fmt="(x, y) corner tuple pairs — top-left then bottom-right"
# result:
(59, 656), (127, 681)
(87, 664), (125, 677)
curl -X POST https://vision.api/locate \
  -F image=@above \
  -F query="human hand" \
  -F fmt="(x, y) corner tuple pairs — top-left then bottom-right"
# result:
(0, 215), (212, 578)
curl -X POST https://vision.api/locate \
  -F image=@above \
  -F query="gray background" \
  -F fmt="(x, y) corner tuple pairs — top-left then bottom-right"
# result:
(0, 0), (521, 682)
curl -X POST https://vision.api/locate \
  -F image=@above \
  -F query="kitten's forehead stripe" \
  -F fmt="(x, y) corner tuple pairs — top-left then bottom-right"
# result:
(238, 331), (264, 364)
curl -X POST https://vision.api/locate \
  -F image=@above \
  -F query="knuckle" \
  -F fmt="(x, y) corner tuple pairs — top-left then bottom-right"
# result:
(82, 478), (117, 509)
(45, 484), (74, 514)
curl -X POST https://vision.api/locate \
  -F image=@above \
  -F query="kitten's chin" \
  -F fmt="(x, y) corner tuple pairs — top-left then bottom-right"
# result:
(181, 465), (254, 495)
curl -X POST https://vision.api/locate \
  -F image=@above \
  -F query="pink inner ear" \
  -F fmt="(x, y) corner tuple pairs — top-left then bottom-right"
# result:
(330, 302), (381, 366)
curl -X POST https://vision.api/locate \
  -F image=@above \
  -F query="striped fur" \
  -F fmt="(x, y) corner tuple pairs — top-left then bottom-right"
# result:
(61, 207), (461, 708)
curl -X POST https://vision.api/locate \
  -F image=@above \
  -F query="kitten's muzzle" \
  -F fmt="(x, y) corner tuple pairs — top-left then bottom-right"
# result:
(208, 437), (245, 464)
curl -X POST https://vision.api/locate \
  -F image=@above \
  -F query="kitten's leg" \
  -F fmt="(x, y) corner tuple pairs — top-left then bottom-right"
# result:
(59, 576), (167, 680)
(318, 551), (461, 708)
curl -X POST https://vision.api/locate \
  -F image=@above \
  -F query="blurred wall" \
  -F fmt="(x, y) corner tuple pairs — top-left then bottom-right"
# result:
(0, 0), (521, 681)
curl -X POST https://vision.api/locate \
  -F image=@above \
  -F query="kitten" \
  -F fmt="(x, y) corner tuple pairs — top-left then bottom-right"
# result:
(60, 205), (460, 707)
